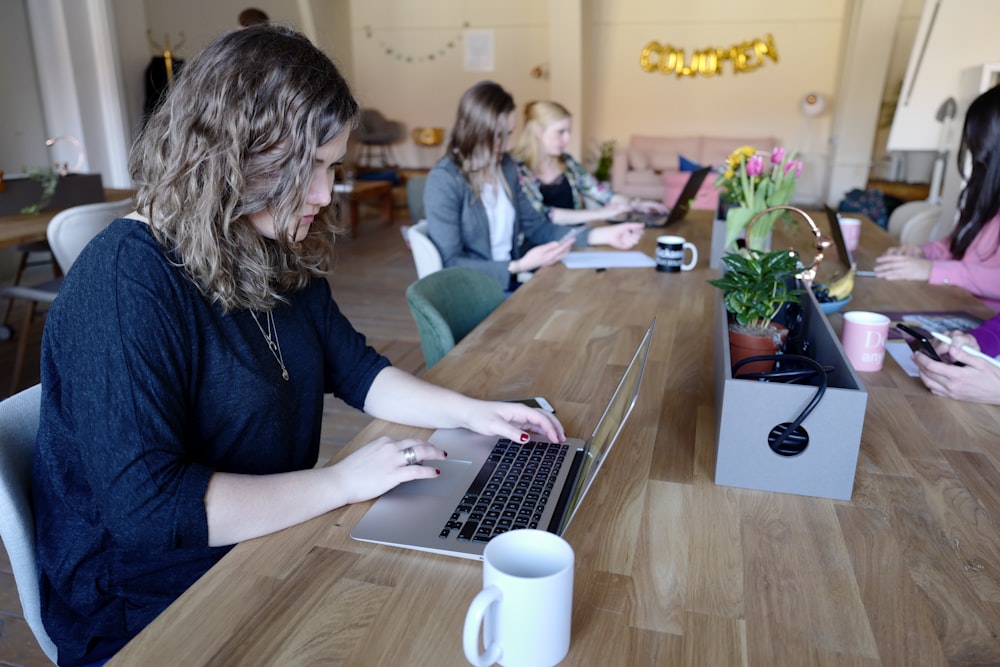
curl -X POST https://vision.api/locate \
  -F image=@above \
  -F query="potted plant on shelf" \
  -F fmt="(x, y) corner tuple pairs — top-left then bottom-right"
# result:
(593, 140), (615, 183)
(714, 145), (802, 252)
(709, 245), (803, 374)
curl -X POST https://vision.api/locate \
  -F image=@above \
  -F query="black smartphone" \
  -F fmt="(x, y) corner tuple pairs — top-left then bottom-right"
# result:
(895, 323), (944, 362)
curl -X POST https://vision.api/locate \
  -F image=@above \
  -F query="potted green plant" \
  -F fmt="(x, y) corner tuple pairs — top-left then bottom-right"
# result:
(708, 246), (803, 374)
(593, 140), (615, 183)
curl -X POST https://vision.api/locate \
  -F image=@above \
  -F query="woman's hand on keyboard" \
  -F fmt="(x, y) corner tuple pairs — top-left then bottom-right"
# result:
(464, 401), (566, 445)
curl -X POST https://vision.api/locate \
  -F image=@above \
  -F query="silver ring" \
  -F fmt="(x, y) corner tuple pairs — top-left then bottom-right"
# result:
(403, 446), (417, 466)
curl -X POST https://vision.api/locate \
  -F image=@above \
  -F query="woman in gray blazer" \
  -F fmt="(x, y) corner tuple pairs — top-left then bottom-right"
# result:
(425, 81), (644, 291)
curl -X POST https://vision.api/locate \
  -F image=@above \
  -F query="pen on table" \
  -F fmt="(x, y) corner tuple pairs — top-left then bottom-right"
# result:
(930, 331), (1000, 368)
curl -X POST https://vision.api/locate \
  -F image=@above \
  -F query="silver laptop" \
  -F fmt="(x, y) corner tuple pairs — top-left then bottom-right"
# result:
(351, 319), (655, 560)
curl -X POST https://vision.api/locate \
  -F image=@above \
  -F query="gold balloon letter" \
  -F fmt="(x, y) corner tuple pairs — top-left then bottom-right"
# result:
(639, 34), (779, 77)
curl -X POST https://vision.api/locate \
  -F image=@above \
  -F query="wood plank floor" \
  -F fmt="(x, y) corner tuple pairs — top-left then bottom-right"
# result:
(0, 205), (423, 665)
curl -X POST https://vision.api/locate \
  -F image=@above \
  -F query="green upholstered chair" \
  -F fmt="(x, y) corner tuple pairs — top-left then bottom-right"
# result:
(406, 267), (505, 369)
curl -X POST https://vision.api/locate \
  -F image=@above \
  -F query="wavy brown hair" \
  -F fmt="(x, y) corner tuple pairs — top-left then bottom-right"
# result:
(129, 25), (358, 312)
(446, 81), (516, 199)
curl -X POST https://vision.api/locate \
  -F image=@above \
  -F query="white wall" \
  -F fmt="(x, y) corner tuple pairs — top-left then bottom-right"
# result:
(0, 0), (48, 172)
(888, 0), (1000, 230)
(4, 0), (911, 206)
(348, 1), (551, 169)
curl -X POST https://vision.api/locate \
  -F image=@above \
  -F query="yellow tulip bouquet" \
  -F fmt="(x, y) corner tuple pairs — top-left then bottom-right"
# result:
(715, 145), (801, 252)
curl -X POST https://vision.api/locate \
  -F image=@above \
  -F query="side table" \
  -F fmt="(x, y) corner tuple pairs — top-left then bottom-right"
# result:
(336, 180), (394, 238)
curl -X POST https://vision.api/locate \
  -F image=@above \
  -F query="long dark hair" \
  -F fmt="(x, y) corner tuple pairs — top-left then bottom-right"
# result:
(951, 84), (1000, 258)
(446, 81), (515, 198)
(130, 25), (358, 312)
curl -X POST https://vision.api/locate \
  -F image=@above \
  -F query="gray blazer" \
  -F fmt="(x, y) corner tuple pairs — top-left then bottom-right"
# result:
(424, 154), (583, 288)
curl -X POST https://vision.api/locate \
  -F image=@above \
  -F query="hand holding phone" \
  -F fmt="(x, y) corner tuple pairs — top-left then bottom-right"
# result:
(896, 323), (945, 362)
(931, 331), (1000, 368)
(560, 226), (586, 244)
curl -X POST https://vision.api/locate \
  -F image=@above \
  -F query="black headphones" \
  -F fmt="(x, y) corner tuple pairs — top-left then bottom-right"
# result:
(731, 354), (829, 457)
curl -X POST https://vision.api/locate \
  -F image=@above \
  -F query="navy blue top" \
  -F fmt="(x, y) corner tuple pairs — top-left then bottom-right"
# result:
(32, 219), (390, 665)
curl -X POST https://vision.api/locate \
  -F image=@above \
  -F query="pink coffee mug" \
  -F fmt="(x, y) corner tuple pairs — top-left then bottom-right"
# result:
(840, 217), (861, 252)
(841, 311), (890, 372)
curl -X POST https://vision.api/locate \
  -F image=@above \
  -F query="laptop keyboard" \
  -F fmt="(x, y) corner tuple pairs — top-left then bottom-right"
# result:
(439, 438), (568, 543)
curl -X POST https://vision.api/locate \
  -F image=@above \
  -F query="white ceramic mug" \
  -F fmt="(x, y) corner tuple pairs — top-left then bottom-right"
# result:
(463, 529), (574, 667)
(656, 235), (698, 272)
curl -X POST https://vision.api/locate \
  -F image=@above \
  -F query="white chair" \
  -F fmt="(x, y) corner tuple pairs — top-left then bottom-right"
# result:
(887, 201), (940, 240)
(1, 198), (132, 394)
(403, 220), (443, 279)
(0, 384), (59, 663)
(899, 206), (944, 246)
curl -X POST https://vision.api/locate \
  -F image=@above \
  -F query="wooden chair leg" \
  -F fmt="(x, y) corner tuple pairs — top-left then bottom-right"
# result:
(1, 251), (29, 326)
(9, 300), (36, 396)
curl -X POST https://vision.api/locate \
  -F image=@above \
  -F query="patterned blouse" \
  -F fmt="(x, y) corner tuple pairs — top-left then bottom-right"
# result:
(514, 153), (615, 219)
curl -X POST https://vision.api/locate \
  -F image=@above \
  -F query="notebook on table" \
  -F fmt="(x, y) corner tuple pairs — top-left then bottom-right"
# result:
(351, 319), (656, 560)
(613, 166), (711, 228)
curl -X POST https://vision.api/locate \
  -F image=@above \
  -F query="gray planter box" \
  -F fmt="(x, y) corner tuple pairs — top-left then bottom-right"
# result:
(712, 286), (868, 500)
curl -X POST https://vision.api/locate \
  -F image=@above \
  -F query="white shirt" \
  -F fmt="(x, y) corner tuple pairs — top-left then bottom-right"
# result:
(481, 182), (516, 261)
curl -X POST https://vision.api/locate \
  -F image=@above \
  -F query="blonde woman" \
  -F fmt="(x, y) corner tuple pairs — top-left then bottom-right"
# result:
(512, 100), (666, 224)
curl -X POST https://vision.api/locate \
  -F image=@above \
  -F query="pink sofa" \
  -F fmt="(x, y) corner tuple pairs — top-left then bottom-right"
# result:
(611, 135), (780, 207)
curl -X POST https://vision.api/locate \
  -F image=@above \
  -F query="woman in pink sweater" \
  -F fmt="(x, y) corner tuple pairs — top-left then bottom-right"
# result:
(876, 85), (1000, 314)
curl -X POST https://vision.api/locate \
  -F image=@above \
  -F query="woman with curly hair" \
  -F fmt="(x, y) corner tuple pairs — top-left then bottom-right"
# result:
(33, 27), (563, 666)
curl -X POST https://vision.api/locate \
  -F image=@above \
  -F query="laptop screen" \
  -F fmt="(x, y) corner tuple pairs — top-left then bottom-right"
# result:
(665, 166), (711, 225)
(824, 205), (854, 268)
(559, 320), (654, 531)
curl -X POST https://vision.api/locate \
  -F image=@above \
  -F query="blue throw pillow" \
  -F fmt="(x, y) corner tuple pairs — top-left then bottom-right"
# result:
(679, 155), (702, 172)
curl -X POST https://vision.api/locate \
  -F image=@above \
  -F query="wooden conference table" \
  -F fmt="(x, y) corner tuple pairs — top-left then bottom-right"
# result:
(112, 211), (1000, 666)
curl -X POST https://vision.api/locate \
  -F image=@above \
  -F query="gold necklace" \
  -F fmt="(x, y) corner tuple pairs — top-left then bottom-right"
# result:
(250, 310), (289, 381)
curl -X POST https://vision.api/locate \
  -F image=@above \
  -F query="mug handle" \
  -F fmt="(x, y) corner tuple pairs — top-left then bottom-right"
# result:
(683, 242), (699, 270)
(463, 586), (503, 667)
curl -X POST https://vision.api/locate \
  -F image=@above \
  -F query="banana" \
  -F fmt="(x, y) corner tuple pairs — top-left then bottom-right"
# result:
(826, 266), (856, 301)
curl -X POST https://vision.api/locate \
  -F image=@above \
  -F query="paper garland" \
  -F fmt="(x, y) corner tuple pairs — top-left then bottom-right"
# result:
(363, 23), (469, 64)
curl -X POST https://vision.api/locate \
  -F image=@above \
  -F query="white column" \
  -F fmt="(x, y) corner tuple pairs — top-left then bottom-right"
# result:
(826, 0), (905, 207)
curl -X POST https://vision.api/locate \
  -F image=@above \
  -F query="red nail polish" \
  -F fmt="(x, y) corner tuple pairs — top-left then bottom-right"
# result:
(435, 469), (441, 475)
(520, 433), (529, 442)
(444, 451), (449, 457)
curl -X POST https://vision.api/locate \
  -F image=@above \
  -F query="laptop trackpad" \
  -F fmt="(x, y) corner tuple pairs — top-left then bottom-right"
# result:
(390, 459), (472, 497)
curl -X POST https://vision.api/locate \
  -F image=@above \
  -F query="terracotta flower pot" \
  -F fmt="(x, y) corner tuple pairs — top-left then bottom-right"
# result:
(728, 323), (787, 375)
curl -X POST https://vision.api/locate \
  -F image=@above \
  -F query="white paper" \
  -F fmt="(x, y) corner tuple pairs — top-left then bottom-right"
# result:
(885, 340), (919, 377)
(463, 29), (495, 71)
(561, 251), (657, 269)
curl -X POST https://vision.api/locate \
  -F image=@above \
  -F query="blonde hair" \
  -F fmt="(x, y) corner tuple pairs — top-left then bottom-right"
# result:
(129, 25), (358, 313)
(511, 100), (571, 173)
(446, 81), (516, 199)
